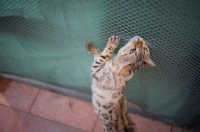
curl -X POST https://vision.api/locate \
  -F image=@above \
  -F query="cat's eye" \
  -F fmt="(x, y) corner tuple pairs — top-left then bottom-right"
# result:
(142, 47), (148, 52)
(129, 49), (136, 54)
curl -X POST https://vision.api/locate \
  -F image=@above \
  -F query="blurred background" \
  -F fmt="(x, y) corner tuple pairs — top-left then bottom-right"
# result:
(0, 0), (199, 130)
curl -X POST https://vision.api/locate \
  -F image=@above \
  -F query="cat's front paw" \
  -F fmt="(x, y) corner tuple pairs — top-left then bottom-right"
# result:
(107, 36), (120, 49)
(86, 41), (93, 52)
(86, 41), (101, 56)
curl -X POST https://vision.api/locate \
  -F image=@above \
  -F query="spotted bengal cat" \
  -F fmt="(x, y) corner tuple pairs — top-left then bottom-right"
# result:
(86, 36), (155, 132)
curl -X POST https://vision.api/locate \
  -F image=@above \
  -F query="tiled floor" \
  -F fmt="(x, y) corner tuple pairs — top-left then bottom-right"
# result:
(0, 77), (192, 132)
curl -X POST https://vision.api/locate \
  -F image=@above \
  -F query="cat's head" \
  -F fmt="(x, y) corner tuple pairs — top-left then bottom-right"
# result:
(116, 36), (156, 76)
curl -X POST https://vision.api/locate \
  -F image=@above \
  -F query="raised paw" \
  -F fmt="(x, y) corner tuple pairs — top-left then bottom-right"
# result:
(86, 41), (93, 52)
(107, 36), (120, 49)
(86, 41), (101, 56)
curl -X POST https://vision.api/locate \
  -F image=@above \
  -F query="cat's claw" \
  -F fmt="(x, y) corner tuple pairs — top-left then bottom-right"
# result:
(107, 36), (120, 49)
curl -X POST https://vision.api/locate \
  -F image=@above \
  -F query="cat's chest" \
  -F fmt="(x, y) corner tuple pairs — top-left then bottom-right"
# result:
(94, 67), (125, 90)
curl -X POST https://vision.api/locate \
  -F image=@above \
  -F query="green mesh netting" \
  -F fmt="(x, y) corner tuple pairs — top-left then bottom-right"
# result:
(0, 0), (200, 128)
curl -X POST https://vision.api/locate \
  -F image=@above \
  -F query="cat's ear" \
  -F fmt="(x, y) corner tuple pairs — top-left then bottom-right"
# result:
(143, 58), (156, 67)
(118, 65), (131, 76)
(117, 62), (131, 76)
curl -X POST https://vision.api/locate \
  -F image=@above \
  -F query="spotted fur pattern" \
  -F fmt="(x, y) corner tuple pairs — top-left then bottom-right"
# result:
(86, 36), (155, 132)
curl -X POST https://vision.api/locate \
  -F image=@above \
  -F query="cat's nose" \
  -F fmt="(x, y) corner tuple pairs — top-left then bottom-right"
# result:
(136, 38), (142, 48)
(137, 38), (142, 42)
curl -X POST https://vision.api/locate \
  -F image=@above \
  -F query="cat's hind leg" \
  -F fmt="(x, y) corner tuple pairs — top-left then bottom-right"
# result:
(86, 41), (101, 57)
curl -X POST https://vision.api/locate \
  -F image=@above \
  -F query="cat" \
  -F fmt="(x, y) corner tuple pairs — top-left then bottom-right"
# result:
(86, 36), (155, 132)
